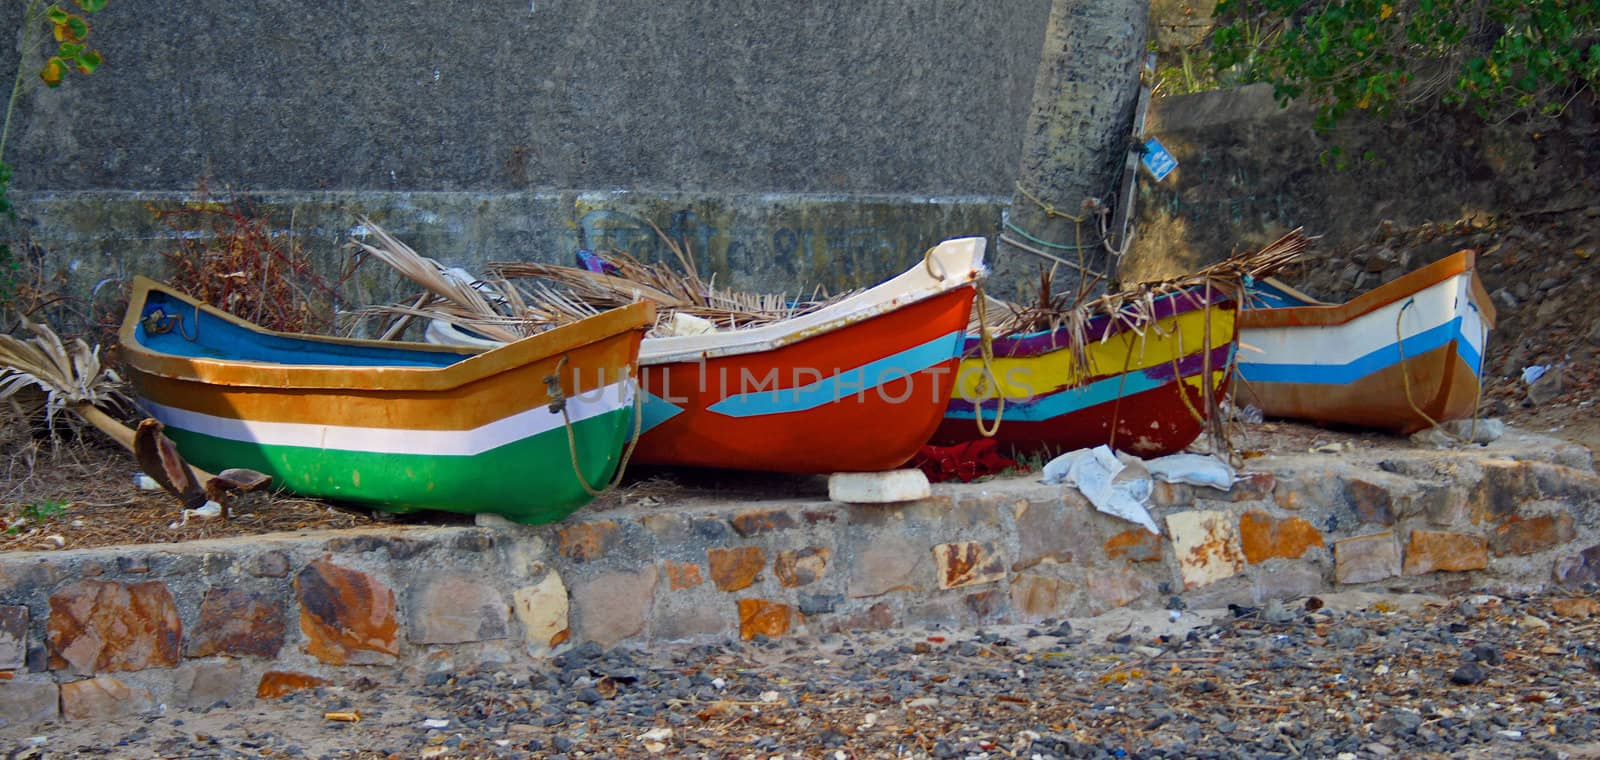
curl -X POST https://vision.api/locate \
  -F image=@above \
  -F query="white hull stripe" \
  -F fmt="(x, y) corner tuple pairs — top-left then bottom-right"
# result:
(144, 381), (633, 456)
(1241, 274), (1484, 366)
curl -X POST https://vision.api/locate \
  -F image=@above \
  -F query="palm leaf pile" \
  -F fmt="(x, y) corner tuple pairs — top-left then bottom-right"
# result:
(351, 219), (842, 341)
(988, 227), (1311, 342)
(0, 321), (134, 448)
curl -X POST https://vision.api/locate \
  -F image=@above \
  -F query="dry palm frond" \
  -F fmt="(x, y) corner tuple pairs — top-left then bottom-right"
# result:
(346, 218), (528, 343)
(351, 217), (841, 340)
(0, 321), (133, 447)
(992, 228), (1312, 338)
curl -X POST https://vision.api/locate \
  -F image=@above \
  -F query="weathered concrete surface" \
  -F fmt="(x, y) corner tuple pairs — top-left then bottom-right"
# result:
(1, 2), (1047, 196)
(13, 190), (1006, 330)
(0, 425), (1596, 729)
(1121, 84), (1600, 282)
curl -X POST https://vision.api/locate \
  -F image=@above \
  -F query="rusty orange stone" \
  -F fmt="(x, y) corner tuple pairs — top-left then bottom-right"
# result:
(558, 521), (620, 563)
(707, 547), (765, 591)
(256, 670), (331, 699)
(664, 561), (704, 591)
(1490, 513), (1576, 557)
(737, 599), (795, 640)
(774, 547), (831, 588)
(1104, 529), (1162, 562)
(185, 588), (286, 659)
(294, 559), (399, 666)
(48, 579), (181, 674)
(1402, 530), (1489, 576)
(1238, 511), (1325, 564)
(729, 509), (798, 537)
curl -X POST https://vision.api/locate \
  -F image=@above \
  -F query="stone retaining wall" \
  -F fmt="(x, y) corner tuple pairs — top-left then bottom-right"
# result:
(2, 431), (1598, 729)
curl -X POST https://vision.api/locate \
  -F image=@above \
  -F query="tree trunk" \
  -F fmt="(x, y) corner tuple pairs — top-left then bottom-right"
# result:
(997, 0), (1149, 303)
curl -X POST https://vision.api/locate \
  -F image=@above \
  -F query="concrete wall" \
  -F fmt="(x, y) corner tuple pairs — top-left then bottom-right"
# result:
(1119, 84), (1600, 282)
(1, 0), (1050, 312)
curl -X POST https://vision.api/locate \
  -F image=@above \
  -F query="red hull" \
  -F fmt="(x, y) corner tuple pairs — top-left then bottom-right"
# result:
(633, 288), (976, 473)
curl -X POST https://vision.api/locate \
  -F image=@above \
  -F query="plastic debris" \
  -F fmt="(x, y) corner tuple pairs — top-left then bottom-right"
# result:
(1143, 453), (1236, 490)
(133, 473), (161, 491)
(1521, 365), (1548, 385)
(1040, 446), (1159, 534)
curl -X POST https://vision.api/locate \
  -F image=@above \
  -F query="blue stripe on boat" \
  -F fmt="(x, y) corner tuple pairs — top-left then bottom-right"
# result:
(706, 330), (965, 418)
(1238, 318), (1482, 386)
(944, 345), (1234, 422)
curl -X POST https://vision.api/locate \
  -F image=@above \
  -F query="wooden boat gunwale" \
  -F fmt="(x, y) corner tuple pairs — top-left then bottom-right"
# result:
(636, 237), (985, 365)
(120, 276), (655, 392)
(1238, 250), (1497, 330)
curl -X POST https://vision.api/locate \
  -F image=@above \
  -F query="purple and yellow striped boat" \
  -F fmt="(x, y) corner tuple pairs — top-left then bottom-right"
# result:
(118, 277), (653, 523)
(936, 286), (1236, 458)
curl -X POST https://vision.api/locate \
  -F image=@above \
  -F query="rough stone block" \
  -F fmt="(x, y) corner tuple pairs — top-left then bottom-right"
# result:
(729, 509), (799, 537)
(558, 521), (620, 563)
(407, 574), (511, 644)
(0, 679), (58, 727)
(847, 535), (930, 598)
(60, 676), (154, 721)
(932, 540), (1005, 589)
(185, 588), (286, 658)
(48, 579), (181, 674)
(1166, 510), (1245, 590)
(294, 559), (399, 666)
(1344, 479), (1396, 525)
(828, 469), (930, 504)
(1084, 566), (1157, 615)
(1238, 511), (1324, 564)
(1470, 459), (1532, 523)
(964, 589), (1006, 621)
(737, 599), (795, 640)
(824, 601), (896, 633)
(1250, 561), (1326, 601)
(175, 660), (243, 709)
(1490, 513), (1576, 557)
(1224, 471), (1276, 502)
(1527, 461), (1600, 503)
(1334, 532), (1401, 585)
(0, 605), (27, 670)
(663, 560), (703, 590)
(512, 568), (568, 653)
(1013, 498), (1099, 570)
(256, 671), (330, 700)
(708, 546), (765, 591)
(1104, 528), (1163, 562)
(1415, 484), (1470, 527)
(651, 606), (727, 642)
(1403, 530), (1488, 575)
(774, 547), (830, 588)
(1553, 545), (1600, 587)
(1010, 573), (1072, 620)
(252, 550), (290, 578)
(571, 566), (658, 648)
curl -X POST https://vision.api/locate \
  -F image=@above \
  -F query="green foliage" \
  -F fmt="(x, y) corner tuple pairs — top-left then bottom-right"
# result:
(2, 499), (68, 534)
(1211, 0), (1600, 129)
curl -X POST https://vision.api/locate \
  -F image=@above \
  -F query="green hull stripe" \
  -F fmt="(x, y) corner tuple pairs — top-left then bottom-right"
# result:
(162, 407), (632, 524)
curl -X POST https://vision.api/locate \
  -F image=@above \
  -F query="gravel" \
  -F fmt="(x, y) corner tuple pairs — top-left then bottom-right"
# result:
(8, 590), (1600, 759)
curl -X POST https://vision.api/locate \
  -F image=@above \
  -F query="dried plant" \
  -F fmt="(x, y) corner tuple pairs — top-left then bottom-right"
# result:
(149, 181), (340, 334)
(353, 218), (841, 341)
(0, 320), (132, 447)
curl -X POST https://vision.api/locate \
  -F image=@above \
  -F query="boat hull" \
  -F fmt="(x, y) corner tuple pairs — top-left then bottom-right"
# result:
(632, 287), (974, 472)
(119, 278), (652, 523)
(1237, 251), (1495, 434)
(937, 290), (1236, 458)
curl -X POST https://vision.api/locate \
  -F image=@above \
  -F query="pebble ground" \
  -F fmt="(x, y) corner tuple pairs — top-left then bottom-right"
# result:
(6, 591), (1600, 759)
